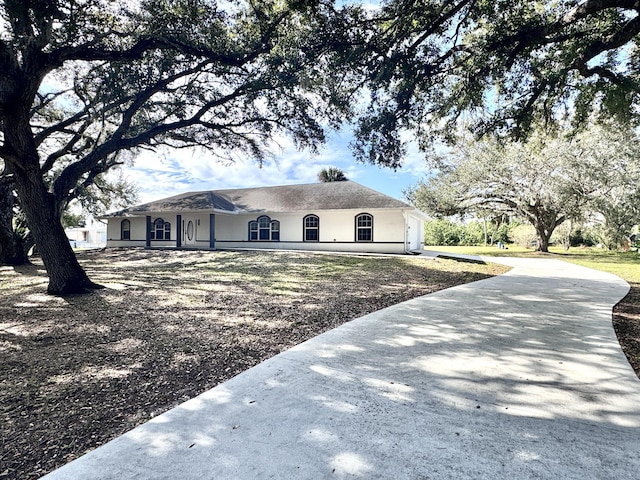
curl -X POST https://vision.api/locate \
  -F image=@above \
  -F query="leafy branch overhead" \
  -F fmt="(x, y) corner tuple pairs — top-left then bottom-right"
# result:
(14, 0), (357, 206)
(353, 0), (640, 165)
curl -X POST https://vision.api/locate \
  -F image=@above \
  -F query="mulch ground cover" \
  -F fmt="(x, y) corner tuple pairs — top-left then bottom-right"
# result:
(613, 284), (640, 378)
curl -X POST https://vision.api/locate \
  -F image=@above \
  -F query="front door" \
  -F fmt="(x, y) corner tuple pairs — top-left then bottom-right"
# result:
(184, 217), (197, 246)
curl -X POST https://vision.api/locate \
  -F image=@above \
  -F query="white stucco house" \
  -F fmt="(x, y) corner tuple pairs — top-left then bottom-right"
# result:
(101, 181), (427, 254)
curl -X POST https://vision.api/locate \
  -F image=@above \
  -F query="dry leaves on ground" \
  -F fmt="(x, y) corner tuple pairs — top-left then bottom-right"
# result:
(613, 284), (640, 378)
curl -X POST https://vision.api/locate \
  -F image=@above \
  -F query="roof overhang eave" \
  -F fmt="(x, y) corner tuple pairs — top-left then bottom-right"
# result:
(404, 208), (430, 221)
(99, 208), (239, 219)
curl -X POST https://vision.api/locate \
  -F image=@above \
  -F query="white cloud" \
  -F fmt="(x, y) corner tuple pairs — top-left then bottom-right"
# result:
(120, 128), (431, 208)
(123, 136), (363, 204)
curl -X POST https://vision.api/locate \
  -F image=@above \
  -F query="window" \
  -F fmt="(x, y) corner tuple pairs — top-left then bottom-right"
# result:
(355, 213), (373, 242)
(249, 221), (258, 241)
(304, 215), (319, 242)
(249, 216), (280, 241)
(121, 219), (131, 240)
(270, 220), (280, 241)
(150, 218), (171, 240)
(258, 216), (271, 240)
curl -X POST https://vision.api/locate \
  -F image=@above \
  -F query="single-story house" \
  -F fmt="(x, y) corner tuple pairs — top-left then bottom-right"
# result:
(101, 181), (427, 254)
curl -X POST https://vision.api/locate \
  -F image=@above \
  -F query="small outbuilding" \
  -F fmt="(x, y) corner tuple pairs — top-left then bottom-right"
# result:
(102, 181), (427, 254)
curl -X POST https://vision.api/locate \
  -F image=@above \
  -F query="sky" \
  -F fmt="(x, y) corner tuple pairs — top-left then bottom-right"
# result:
(122, 126), (432, 206)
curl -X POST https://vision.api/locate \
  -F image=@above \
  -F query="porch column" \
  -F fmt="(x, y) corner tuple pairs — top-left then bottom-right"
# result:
(209, 214), (216, 249)
(145, 216), (151, 248)
(176, 214), (182, 248)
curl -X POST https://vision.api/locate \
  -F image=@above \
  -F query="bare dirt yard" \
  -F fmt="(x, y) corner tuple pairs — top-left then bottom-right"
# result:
(1, 248), (509, 479)
(2, 249), (639, 480)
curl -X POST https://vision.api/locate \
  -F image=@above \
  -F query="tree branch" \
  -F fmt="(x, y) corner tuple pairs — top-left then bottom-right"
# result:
(571, 15), (640, 82)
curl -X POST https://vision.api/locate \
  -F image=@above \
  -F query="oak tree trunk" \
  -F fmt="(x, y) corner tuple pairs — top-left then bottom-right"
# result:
(527, 204), (558, 254)
(11, 166), (102, 295)
(535, 231), (550, 253)
(532, 218), (552, 253)
(0, 177), (28, 265)
(3, 67), (103, 295)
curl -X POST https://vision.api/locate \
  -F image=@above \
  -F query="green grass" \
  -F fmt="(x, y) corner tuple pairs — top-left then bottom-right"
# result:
(425, 245), (640, 284)
(555, 250), (640, 284)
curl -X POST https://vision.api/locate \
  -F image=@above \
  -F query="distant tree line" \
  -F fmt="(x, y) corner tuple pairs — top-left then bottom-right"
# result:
(408, 124), (640, 252)
(423, 218), (634, 251)
(318, 167), (348, 182)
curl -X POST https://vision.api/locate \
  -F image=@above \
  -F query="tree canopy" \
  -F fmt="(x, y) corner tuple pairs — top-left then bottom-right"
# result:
(318, 166), (348, 182)
(353, 0), (640, 166)
(0, 0), (359, 294)
(406, 124), (640, 252)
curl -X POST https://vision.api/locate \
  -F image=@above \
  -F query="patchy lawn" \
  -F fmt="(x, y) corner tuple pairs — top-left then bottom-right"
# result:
(0, 248), (507, 479)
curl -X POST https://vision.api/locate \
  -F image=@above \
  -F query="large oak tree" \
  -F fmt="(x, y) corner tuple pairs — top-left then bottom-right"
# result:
(407, 124), (640, 252)
(0, 0), (359, 294)
(353, 0), (640, 165)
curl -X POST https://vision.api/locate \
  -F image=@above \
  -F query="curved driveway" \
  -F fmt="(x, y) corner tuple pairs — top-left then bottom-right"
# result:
(42, 257), (640, 479)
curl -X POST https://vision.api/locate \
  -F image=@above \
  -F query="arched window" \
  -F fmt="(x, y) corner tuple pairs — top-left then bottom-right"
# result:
(150, 218), (171, 240)
(355, 213), (373, 242)
(121, 219), (131, 240)
(249, 220), (259, 240)
(270, 220), (280, 241)
(258, 215), (271, 240)
(249, 216), (280, 241)
(304, 215), (319, 242)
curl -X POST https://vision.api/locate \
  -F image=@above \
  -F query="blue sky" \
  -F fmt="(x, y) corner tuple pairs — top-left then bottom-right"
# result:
(123, 126), (431, 205)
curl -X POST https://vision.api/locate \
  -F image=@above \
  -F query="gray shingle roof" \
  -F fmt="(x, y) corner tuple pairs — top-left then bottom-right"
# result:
(104, 181), (412, 217)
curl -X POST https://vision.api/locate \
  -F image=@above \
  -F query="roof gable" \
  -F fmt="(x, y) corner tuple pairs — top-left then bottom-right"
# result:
(105, 181), (413, 217)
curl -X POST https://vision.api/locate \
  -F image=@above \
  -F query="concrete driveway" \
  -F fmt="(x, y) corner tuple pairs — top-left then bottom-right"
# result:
(42, 257), (639, 479)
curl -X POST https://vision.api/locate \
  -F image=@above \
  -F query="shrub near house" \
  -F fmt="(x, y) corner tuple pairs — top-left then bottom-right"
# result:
(423, 219), (511, 246)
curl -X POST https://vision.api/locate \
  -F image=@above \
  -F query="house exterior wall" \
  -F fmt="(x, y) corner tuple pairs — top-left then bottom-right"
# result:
(214, 209), (407, 253)
(106, 217), (145, 248)
(105, 209), (417, 254)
